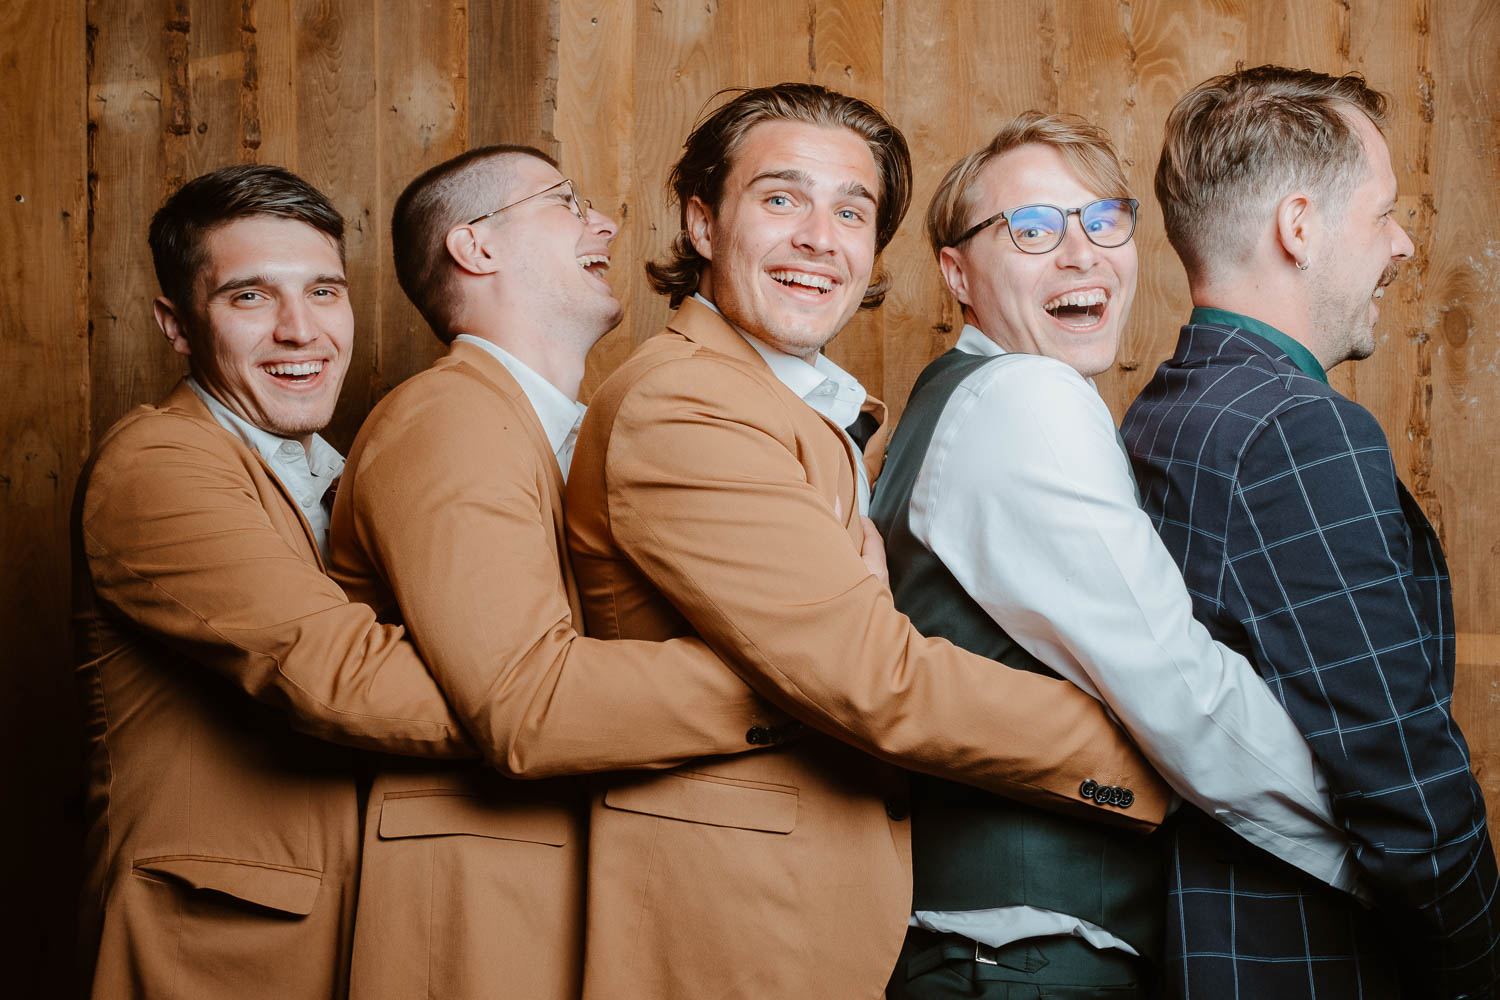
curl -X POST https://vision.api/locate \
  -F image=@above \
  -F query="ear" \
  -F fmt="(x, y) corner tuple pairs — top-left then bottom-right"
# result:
(938, 246), (971, 308)
(1275, 191), (1316, 270)
(153, 297), (194, 358)
(685, 195), (714, 261)
(445, 224), (500, 276)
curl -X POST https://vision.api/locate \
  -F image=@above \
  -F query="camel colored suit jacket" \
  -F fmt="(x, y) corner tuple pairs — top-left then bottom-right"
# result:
(564, 298), (1172, 1000)
(328, 339), (780, 1000)
(71, 381), (471, 1000)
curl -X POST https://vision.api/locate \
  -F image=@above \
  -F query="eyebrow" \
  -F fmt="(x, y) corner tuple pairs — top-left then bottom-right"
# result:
(749, 169), (877, 204)
(211, 273), (349, 297)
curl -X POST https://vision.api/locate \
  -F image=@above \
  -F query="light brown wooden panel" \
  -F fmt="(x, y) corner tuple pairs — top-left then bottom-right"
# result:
(470, 0), (560, 154)
(1426, 0), (1500, 815)
(560, 0), (638, 392)
(361, 0), (470, 436)
(87, 0), (175, 441)
(2, 0), (89, 985)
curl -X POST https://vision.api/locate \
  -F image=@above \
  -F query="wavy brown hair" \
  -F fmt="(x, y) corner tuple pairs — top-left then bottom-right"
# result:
(646, 82), (912, 310)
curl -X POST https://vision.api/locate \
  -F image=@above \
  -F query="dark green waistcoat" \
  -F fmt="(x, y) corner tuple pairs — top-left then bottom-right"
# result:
(869, 347), (1164, 960)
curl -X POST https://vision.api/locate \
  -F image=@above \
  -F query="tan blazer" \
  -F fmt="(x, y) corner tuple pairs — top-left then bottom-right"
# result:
(71, 381), (471, 1000)
(328, 340), (781, 1000)
(565, 298), (1173, 1000)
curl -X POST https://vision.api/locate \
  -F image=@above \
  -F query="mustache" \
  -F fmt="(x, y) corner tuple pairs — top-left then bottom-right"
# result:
(1376, 263), (1401, 289)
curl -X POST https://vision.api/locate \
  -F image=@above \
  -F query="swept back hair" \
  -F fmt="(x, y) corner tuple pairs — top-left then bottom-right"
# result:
(1155, 64), (1387, 283)
(646, 82), (912, 310)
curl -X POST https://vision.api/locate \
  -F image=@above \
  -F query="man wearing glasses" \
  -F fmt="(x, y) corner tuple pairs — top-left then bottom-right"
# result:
(325, 144), (786, 1000)
(869, 112), (1356, 998)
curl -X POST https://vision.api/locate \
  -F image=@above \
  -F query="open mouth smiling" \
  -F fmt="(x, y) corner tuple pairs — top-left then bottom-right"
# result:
(769, 268), (837, 295)
(262, 360), (324, 383)
(577, 253), (610, 278)
(1043, 288), (1109, 328)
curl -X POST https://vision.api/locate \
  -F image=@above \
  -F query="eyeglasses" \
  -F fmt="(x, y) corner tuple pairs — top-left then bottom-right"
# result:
(467, 178), (591, 227)
(950, 198), (1139, 254)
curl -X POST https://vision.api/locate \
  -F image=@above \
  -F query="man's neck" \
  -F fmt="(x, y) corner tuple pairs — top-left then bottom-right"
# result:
(1190, 279), (1328, 368)
(451, 325), (588, 401)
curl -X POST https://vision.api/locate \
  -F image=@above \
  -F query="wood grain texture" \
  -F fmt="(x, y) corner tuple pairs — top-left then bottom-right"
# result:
(3, 0), (89, 986)
(6, 1), (1500, 989)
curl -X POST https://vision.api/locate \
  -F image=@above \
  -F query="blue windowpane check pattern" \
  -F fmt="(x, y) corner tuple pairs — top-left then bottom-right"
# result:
(1122, 321), (1500, 999)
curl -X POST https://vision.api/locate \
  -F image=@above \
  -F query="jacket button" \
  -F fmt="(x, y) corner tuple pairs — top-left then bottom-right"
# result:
(1079, 778), (1098, 801)
(885, 798), (910, 821)
(746, 726), (768, 745)
(1118, 788), (1134, 809)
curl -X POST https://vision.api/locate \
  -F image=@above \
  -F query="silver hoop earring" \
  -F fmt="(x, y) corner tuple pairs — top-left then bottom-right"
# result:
(1295, 260), (1310, 271)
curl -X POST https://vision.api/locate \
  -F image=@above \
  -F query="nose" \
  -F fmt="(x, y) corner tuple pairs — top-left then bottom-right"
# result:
(1053, 216), (1098, 270)
(274, 298), (319, 345)
(1392, 223), (1415, 261)
(791, 207), (837, 255)
(587, 205), (619, 242)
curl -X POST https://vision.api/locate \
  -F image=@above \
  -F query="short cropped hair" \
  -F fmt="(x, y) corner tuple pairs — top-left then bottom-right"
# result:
(1156, 64), (1387, 283)
(646, 82), (912, 310)
(148, 163), (345, 311)
(391, 144), (557, 341)
(927, 111), (1133, 259)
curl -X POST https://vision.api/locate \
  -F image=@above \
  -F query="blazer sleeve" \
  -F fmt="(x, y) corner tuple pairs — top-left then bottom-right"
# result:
(599, 354), (1172, 829)
(1227, 396), (1499, 994)
(77, 411), (473, 758)
(336, 378), (776, 779)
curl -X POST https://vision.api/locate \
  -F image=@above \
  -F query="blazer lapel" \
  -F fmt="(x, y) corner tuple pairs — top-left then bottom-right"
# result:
(666, 299), (863, 531)
(163, 380), (327, 568)
(446, 342), (579, 611)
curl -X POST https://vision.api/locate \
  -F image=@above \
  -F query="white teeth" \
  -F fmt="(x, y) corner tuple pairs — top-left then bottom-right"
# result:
(769, 269), (834, 292)
(577, 254), (610, 273)
(1043, 289), (1108, 312)
(263, 361), (322, 376)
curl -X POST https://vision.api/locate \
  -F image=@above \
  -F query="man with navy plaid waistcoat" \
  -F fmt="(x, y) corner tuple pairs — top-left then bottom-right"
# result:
(1123, 65), (1500, 998)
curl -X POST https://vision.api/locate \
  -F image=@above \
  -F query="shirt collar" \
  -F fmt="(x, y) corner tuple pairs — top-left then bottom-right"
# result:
(691, 293), (867, 429)
(454, 334), (588, 464)
(955, 323), (1004, 358)
(185, 376), (344, 484)
(955, 323), (1101, 390)
(1189, 306), (1328, 384)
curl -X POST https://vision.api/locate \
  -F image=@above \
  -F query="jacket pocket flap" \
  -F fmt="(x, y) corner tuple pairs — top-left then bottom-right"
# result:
(378, 791), (571, 846)
(603, 771), (797, 833)
(133, 856), (321, 915)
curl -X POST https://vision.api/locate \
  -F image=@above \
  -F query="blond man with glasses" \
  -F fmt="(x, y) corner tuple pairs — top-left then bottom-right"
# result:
(870, 112), (1356, 998)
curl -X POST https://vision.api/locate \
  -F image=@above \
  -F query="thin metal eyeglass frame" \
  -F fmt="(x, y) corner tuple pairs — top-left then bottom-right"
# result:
(467, 177), (591, 227)
(948, 198), (1140, 254)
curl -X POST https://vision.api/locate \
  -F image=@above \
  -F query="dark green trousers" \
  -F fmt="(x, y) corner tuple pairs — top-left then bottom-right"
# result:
(886, 929), (1150, 999)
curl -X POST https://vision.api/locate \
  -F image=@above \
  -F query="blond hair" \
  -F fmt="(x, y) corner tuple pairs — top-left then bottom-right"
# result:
(927, 111), (1132, 258)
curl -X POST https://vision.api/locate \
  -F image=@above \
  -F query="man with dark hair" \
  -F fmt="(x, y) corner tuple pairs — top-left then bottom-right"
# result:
(71, 164), (475, 998)
(327, 145), (780, 1000)
(870, 110), (1355, 999)
(1124, 65), (1500, 997)
(565, 82), (1171, 1000)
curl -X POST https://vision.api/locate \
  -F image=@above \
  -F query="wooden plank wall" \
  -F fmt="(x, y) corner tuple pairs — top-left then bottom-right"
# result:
(3, 0), (1495, 987)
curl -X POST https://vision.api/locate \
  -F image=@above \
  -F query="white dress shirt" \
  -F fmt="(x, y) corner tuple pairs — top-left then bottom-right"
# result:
(455, 335), (588, 479)
(691, 293), (872, 513)
(187, 377), (345, 560)
(907, 326), (1356, 956)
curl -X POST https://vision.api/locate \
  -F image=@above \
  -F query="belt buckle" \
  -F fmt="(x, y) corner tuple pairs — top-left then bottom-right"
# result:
(974, 940), (999, 966)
